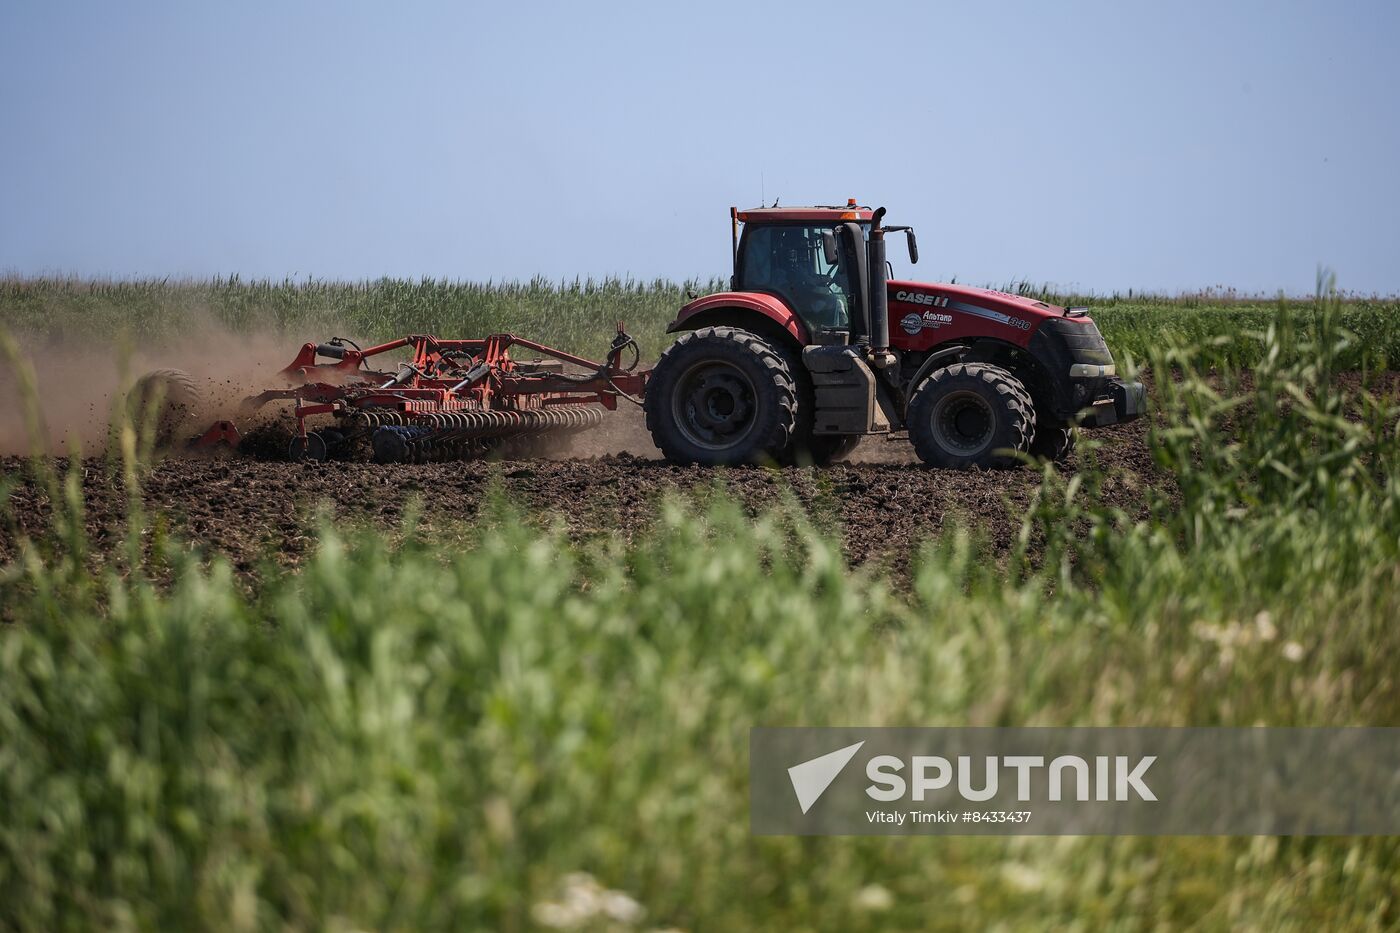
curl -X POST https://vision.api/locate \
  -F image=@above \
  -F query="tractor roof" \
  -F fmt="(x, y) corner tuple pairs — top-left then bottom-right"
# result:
(735, 202), (873, 224)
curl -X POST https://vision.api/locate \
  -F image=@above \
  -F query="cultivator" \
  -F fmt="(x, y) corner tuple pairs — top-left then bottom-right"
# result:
(190, 326), (647, 462)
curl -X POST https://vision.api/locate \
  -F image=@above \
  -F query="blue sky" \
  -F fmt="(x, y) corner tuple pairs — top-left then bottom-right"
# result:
(2, 0), (1397, 293)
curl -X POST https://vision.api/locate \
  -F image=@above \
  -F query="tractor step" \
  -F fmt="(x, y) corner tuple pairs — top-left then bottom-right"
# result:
(802, 345), (891, 436)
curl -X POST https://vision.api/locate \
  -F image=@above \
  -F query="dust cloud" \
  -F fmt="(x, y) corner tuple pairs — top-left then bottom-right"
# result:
(0, 315), (336, 456)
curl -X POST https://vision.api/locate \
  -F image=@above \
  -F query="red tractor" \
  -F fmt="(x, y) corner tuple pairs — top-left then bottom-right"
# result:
(643, 201), (1145, 467)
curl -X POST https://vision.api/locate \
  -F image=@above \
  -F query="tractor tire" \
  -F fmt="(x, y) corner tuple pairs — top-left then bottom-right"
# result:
(907, 362), (1035, 469)
(1029, 418), (1076, 463)
(126, 369), (203, 448)
(645, 326), (797, 466)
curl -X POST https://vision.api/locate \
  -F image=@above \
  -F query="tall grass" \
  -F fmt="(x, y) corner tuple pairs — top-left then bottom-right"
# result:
(2, 293), (1399, 929)
(0, 276), (721, 362)
(3, 274), (1398, 369)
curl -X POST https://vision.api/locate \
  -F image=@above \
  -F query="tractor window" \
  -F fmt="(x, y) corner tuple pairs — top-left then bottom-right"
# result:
(738, 225), (852, 332)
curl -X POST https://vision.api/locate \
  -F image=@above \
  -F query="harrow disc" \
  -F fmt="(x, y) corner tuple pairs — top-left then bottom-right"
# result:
(365, 404), (604, 463)
(288, 432), (329, 462)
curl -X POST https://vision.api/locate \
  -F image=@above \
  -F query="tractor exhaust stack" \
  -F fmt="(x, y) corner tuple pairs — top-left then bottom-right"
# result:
(867, 207), (895, 368)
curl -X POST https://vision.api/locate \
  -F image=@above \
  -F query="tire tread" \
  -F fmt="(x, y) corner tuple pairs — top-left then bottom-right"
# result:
(644, 326), (797, 465)
(907, 362), (1035, 469)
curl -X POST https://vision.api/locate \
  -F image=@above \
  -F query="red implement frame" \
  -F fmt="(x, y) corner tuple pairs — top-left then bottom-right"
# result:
(198, 324), (649, 449)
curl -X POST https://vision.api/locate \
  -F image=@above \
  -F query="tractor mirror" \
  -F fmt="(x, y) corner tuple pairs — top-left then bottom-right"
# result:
(821, 230), (840, 266)
(906, 229), (919, 264)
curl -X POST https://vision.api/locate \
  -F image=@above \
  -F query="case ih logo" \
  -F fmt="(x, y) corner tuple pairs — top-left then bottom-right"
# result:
(896, 290), (949, 307)
(900, 310), (955, 335)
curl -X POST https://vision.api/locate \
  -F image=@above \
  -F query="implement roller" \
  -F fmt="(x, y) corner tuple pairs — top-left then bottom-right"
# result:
(362, 406), (604, 463)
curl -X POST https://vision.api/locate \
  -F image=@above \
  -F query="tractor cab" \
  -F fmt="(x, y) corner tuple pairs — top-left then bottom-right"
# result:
(735, 218), (859, 333)
(730, 202), (916, 346)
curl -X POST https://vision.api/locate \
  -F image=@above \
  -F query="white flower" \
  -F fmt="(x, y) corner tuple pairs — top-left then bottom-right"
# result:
(532, 901), (583, 929)
(1282, 641), (1305, 662)
(532, 872), (646, 929)
(601, 891), (645, 924)
(1000, 862), (1045, 892)
(852, 884), (894, 911)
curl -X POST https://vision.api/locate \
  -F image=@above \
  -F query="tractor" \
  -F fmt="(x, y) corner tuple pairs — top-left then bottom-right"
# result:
(643, 201), (1145, 467)
(145, 200), (1143, 469)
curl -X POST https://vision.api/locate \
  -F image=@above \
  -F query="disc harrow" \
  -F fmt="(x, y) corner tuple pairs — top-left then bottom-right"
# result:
(190, 326), (647, 463)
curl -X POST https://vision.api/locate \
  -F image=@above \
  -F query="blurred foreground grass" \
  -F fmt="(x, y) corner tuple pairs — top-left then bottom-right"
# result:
(1, 293), (1399, 929)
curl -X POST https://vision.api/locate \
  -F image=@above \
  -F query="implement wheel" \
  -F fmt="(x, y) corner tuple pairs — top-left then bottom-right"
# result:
(908, 363), (1035, 469)
(645, 326), (797, 465)
(126, 369), (202, 448)
(288, 432), (329, 462)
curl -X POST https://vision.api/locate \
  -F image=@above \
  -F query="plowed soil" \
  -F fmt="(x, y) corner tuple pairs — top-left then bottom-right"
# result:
(1, 409), (1156, 580)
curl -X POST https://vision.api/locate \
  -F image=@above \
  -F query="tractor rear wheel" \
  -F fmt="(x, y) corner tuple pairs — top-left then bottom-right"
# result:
(126, 369), (202, 448)
(645, 326), (797, 465)
(908, 363), (1035, 469)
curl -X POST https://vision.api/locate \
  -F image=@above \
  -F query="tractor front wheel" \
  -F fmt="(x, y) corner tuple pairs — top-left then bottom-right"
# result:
(645, 326), (797, 465)
(908, 363), (1035, 469)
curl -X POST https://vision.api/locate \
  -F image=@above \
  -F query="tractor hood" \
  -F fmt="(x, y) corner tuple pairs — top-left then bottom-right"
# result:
(888, 281), (1069, 322)
(886, 280), (1084, 352)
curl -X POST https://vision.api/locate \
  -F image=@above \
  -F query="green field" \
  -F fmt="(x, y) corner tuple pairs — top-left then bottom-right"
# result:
(2, 280), (1399, 929)
(4, 274), (1399, 370)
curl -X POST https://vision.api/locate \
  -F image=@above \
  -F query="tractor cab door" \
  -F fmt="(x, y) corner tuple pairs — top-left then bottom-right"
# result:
(737, 224), (854, 335)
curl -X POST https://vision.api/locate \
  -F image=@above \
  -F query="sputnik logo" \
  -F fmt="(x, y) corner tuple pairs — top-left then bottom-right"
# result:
(787, 741), (865, 814)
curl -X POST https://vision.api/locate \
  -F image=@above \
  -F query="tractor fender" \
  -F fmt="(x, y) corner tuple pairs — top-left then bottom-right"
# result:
(904, 344), (970, 405)
(667, 292), (809, 347)
(962, 337), (1067, 417)
(906, 338), (1066, 417)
